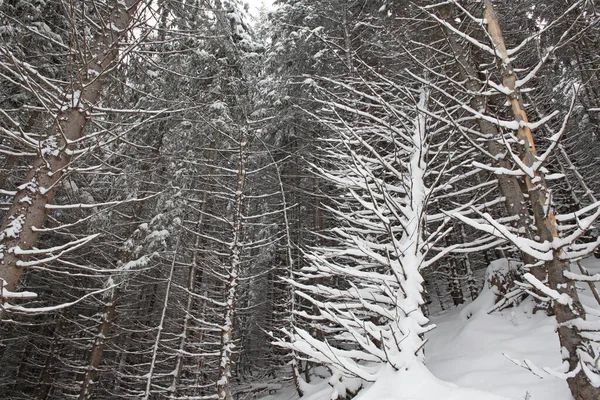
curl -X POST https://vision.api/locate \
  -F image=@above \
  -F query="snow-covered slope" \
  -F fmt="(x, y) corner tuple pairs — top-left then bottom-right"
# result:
(426, 284), (571, 399)
(351, 363), (512, 400)
(261, 258), (600, 400)
(259, 363), (512, 400)
(426, 257), (600, 400)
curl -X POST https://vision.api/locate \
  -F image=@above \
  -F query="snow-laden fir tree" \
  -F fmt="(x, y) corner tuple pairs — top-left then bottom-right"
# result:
(275, 71), (473, 397)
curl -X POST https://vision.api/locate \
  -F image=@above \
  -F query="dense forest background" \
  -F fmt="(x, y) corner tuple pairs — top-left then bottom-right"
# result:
(0, 1), (599, 399)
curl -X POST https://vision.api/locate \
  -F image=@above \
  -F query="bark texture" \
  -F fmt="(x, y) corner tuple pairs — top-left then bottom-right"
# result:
(437, 5), (538, 275)
(0, 1), (140, 298)
(483, 2), (600, 398)
(78, 289), (119, 400)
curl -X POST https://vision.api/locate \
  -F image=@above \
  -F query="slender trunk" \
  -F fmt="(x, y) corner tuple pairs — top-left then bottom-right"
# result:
(273, 154), (303, 396)
(342, 5), (353, 72)
(573, 36), (600, 139)
(216, 128), (248, 400)
(483, 2), (600, 398)
(78, 288), (120, 400)
(112, 331), (131, 395)
(170, 161), (213, 393)
(460, 225), (479, 301)
(79, 130), (165, 399)
(432, 276), (446, 311)
(170, 244), (198, 393)
(557, 157), (580, 210)
(34, 314), (65, 400)
(143, 238), (180, 400)
(557, 145), (597, 205)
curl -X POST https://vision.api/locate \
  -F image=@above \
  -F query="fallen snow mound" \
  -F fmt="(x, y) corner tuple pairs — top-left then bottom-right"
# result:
(352, 363), (511, 400)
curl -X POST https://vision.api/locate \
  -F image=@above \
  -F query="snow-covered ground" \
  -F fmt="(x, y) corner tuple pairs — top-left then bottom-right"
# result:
(426, 283), (570, 399)
(261, 258), (600, 400)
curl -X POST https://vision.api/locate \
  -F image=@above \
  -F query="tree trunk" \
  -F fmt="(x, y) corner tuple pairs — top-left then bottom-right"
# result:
(437, 4), (539, 277)
(143, 237), (180, 400)
(34, 313), (66, 400)
(78, 288), (120, 400)
(460, 225), (479, 301)
(0, 0), (140, 299)
(483, 2), (600, 398)
(78, 129), (165, 399)
(216, 128), (248, 400)
(170, 147), (214, 393)
(274, 153), (304, 396)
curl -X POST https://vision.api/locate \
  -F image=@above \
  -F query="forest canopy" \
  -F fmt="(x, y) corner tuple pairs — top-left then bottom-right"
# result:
(0, 1), (599, 399)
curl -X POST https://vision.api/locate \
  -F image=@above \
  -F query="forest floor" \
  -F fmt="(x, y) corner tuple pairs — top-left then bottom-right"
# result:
(260, 258), (600, 400)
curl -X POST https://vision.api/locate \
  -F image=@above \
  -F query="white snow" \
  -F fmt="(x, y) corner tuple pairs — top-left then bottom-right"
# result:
(261, 362), (511, 400)
(426, 291), (571, 400)
(1, 279), (37, 300)
(261, 258), (600, 400)
(60, 90), (81, 111)
(424, 259), (600, 400)
(1, 214), (26, 240)
(352, 363), (511, 400)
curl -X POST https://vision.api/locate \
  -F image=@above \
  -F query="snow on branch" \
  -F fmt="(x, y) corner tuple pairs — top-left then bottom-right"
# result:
(448, 209), (553, 261)
(2, 284), (115, 314)
(422, 6), (497, 58)
(45, 192), (160, 210)
(563, 271), (600, 283)
(552, 206), (600, 251)
(503, 352), (581, 380)
(0, 279), (37, 300)
(472, 161), (525, 177)
(522, 273), (573, 307)
(13, 233), (100, 267)
(291, 328), (378, 381)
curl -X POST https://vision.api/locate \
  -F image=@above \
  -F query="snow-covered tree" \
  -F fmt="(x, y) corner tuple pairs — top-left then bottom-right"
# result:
(429, 2), (600, 398)
(274, 67), (470, 395)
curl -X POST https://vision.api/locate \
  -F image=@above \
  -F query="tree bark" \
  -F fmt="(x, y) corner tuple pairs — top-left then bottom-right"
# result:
(34, 310), (70, 399)
(437, 5), (539, 276)
(143, 237), (180, 400)
(216, 128), (248, 400)
(0, 0), (140, 298)
(78, 288), (119, 400)
(483, 2), (600, 398)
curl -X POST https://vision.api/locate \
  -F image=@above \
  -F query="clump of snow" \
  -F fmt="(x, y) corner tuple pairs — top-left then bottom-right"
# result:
(41, 136), (60, 157)
(0, 214), (26, 240)
(87, 68), (100, 79)
(17, 180), (38, 193)
(60, 90), (81, 111)
(484, 257), (524, 301)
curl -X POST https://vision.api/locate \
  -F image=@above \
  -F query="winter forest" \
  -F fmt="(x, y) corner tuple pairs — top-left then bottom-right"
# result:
(1, 0), (600, 399)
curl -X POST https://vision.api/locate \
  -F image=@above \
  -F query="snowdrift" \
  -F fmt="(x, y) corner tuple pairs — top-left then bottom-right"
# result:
(262, 258), (600, 400)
